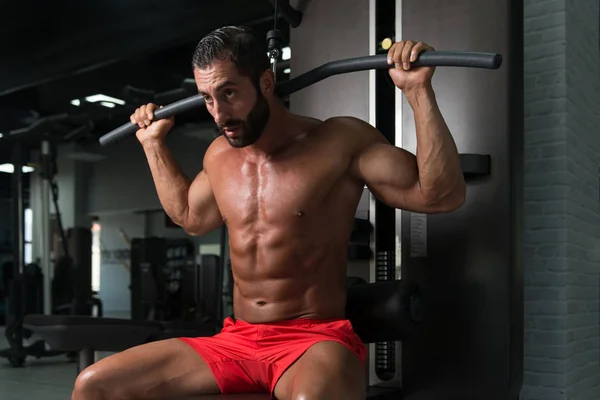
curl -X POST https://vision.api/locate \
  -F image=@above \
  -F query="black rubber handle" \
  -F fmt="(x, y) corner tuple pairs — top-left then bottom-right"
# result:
(277, 51), (501, 95)
(99, 95), (205, 146)
(99, 51), (502, 146)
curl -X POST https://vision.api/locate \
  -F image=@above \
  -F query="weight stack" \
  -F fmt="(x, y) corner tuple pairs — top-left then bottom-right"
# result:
(375, 250), (396, 381)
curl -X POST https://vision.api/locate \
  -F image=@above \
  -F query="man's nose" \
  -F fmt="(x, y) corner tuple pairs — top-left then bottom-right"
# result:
(212, 101), (230, 125)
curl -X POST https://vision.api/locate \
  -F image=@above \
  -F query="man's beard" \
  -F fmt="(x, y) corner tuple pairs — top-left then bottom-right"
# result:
(218, 92), (270, 148)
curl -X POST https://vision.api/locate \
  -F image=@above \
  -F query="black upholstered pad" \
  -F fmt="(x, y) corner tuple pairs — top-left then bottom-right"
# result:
(23, 315), (162, 352)
(345, 279), (421, 343)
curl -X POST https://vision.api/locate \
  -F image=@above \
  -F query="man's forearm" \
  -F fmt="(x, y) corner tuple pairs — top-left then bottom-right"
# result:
(406, 85), (465, 204)
(142, 140), (191, 224)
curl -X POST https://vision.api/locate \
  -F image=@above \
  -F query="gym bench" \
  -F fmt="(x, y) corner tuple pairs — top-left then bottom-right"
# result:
(24, 278), (422, 399)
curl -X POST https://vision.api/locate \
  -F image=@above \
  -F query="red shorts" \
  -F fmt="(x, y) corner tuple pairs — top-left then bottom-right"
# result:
(179, 317), (367, 396)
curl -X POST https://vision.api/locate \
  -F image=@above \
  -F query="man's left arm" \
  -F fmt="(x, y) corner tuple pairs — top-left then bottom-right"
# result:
(348, 40), (466, 213)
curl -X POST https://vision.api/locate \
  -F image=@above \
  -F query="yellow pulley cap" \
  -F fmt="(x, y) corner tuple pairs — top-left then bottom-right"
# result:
(381, 38), (393, 50)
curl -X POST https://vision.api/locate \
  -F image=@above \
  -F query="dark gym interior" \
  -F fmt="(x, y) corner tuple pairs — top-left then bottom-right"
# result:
(0, 1), (599, 399)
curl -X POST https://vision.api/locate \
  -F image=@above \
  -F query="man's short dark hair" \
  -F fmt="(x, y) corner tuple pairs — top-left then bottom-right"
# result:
(192, 26), (270, 89)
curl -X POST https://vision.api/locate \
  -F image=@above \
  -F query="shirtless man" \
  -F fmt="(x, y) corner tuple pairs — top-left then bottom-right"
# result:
(72, 26), (465, 400)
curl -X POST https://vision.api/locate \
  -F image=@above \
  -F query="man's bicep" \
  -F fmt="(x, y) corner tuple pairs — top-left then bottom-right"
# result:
(351, 141), (425, 209)
(185, 170), (223, 235)
(327, 116), (425, 211)
(352, 141), (415, 184)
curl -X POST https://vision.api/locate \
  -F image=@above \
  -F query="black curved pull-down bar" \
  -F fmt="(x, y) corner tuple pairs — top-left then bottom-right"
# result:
(99, 51), (502, 146)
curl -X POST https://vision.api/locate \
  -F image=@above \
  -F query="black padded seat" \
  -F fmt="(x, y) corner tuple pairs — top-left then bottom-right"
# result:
(23, 315), (162, 352)
(345, 279), (422, 343)
(23, 315), (163, 372)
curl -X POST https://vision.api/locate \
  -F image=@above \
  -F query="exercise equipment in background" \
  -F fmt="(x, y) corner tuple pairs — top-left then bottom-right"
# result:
(20, 3), (517, 397)
(130, 237), (200, 323)
(25, 253), (224, 373)
(0, 142), (58, 367)
(0, 141), (102, 367)
(0, 228), (103, 368)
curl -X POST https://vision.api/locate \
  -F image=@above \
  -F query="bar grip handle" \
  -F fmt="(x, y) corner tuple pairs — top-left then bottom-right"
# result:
(99, 51), (502, 146)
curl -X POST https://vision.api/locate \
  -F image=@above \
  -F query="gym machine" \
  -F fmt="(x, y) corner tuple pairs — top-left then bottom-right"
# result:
(0, 141), (63, 366)
(130, 237), (199, 323)
(23, 0), (524, 399)
(0, 141), (102, 367)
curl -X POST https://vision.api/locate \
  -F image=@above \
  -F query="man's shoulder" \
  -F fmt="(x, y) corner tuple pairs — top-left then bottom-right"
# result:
(319, 116), (377, 136)
(320, 115), (361, 128)
(317, 116), (383, 147)
(203, 136), (230, 169)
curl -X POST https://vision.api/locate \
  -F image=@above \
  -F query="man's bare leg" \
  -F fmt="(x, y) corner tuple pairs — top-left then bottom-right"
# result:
(72, 339), (220, 400)
(273, 341), (366, 400)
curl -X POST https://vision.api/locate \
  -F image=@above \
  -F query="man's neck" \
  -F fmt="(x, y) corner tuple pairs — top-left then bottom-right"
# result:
(242, 107), (299, 159)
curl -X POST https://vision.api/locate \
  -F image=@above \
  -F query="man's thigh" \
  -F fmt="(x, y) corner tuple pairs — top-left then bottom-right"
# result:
(273, 340), (366, 400)
(73, 338), (220, 399)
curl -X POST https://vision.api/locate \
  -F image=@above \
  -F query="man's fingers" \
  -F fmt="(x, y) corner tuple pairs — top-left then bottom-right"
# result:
(146, 103), (156, 120)
(387, 41), (435, 69)
(410, 42), (434, 62)
(133, 108), (141, 128)
(139, 105), (149, 126)
(409, 42), (423, 62)
(393, 42), (405, 69)
(387, 41), (404, 68)
(131, 103), (168, 128)
(401, 40), (414, 69)
(387, 43), (396, 64)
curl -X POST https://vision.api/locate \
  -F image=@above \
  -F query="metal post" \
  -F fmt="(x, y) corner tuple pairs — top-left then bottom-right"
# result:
(77, 348), (95, 373)
(41, 141), (52, 315)
(12, 143), (24, 275)
(10, 142), (25, 354)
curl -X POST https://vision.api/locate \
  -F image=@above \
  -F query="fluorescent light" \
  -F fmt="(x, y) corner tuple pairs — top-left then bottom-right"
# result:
(71, 99), (81, 106)
(0, 133), (3, 138)
(99, 101), (116, 108)
(85, 94), (125, 105)
(283, 68), (291, 74)
(0, 164), (35, 174)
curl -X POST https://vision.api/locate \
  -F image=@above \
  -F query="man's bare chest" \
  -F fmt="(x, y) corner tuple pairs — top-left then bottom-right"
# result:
(211, 154), (350, 226)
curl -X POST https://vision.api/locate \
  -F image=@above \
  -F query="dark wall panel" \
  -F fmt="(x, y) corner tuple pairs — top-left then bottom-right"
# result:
(400, 0), (523, 399)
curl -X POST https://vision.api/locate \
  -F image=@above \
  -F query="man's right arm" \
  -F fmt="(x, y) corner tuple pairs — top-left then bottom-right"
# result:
(132, 102), (223, 236)
(141, 140), (223, 236)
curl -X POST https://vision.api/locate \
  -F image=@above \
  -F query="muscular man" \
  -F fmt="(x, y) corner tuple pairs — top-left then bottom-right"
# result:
(72, 26), (465, 400)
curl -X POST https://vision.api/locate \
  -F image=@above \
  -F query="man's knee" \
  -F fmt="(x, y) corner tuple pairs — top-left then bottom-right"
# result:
(72, 364), (124, 400)
(72, 366), (105, 400)
(292, 380), (365, 400)
(290, 365), (365, 400)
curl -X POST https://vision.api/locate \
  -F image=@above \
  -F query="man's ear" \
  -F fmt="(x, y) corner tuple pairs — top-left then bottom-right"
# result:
(260, 69), (276, 96)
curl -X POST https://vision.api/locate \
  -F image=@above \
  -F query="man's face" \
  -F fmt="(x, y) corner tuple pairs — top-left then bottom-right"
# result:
(194, 60), (270, 148)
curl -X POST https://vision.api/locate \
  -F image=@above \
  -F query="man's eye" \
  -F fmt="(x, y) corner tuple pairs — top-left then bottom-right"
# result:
(225, 90), (235, 98)
(203, 95), (213, 103)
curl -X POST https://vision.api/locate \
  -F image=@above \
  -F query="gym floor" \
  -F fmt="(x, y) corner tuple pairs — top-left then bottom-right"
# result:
(0, 312), (126, 400)
(0, 331), (74, 400)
